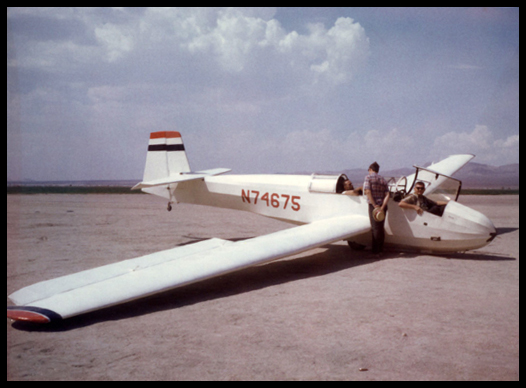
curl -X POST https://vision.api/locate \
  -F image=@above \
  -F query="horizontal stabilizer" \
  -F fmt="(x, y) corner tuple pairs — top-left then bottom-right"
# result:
(132, 168), (231, 190)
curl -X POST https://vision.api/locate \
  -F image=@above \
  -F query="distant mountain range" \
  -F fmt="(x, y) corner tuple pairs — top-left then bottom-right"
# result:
(454, 163), (519, 189)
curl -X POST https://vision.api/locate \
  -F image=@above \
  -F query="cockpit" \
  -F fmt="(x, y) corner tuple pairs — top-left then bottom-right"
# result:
(390, 166), (462, 201)
(308, 173), (351, 194)
(306, 167), (463, 216)
(389, 166), (463, 217)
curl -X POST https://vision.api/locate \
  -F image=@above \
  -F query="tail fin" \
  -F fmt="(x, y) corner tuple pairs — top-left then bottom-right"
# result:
(133, 131), (231, 195)
(143, 131), (191, 182)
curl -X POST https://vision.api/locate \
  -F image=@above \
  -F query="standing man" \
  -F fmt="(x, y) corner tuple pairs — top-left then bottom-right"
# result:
(364, 162), (390, 254)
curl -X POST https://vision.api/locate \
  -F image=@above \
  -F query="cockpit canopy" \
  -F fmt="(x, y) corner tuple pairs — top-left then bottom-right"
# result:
(390, 166), (462, 203)
(308, 173), (349, 194)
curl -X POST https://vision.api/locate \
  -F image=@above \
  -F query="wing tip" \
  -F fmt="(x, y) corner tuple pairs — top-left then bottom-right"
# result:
(7, 306), (62, 324)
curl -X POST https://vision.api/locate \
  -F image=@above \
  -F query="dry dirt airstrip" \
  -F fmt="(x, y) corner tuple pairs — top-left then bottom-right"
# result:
(7, 194), (519, 381)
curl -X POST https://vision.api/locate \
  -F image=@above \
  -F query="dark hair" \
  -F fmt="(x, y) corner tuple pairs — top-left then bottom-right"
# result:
(369, 162), (380, 173)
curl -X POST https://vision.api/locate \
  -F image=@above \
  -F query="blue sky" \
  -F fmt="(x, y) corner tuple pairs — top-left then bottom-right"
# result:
(7, 7), (519, 181)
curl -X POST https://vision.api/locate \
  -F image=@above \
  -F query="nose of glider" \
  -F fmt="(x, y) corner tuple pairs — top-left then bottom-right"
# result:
(481, 213), (498, 243)
(444, 201), (497, 249)
(461, 204), (497, 245)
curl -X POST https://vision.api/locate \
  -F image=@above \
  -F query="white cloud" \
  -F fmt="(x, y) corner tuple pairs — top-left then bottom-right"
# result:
(172, 10), (370, 87)
(10, 8), (369, 91)
(8, 7), (371, 177)
(95, 23), (135, 62)
(432, 125), (519, 165)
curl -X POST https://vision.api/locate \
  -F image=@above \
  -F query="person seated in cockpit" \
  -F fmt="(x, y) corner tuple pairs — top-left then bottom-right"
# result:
(399, 181), (447, 216)
(342, 179), (363, 196)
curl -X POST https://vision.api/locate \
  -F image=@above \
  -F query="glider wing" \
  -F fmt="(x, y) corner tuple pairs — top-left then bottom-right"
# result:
(7, 215), (370, 323)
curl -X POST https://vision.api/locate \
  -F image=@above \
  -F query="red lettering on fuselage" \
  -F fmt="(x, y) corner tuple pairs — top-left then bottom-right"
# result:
(241, 189), (251, 204)
(241, 190), (301, 211)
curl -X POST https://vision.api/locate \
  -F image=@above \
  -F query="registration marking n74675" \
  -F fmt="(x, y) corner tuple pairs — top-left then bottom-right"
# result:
(241, 189), (301, 211)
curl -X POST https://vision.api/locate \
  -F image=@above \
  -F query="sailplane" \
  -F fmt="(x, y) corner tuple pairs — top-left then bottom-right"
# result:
(7, 131), (497, 324)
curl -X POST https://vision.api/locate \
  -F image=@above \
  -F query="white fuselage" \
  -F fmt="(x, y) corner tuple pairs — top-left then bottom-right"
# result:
(163, 174), (496, 253)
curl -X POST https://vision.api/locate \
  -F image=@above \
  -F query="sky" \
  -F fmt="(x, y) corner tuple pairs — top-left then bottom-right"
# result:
(7, 7), (520, 181)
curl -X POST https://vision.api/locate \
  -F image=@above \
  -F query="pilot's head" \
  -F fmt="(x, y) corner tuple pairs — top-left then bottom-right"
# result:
(343, 180), (355, 191)
(415, 181), (426, 195)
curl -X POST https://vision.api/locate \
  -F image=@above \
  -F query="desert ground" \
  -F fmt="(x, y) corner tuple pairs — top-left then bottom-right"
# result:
(6, 194), (519, 381)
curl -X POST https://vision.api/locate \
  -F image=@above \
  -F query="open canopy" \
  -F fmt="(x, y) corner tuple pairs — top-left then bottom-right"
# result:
(411, 166), (462, 203)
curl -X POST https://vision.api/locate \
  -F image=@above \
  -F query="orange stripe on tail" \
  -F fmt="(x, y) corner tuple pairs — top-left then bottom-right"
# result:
(150, 131), (181, 140)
